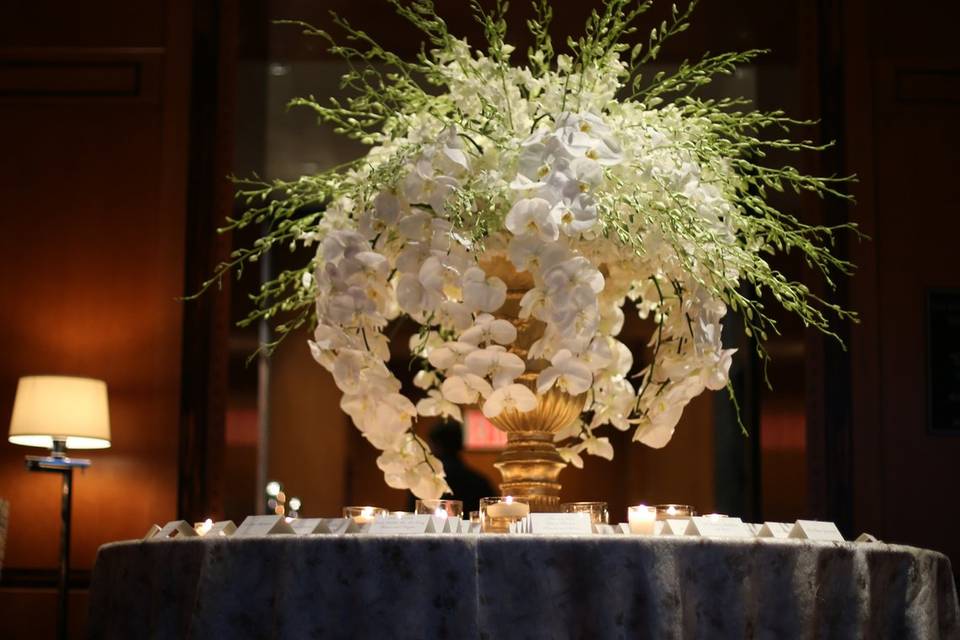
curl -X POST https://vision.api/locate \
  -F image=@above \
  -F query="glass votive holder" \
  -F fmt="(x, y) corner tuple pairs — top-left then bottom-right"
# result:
(561, 501), (610, 525)
(342, 506), (389, 524)
(469, 511), (480, 524)
(628, 505), (657, 535)
(415, 499), (464, 519)
(480, 496), (530, 533)
(655, 504), (695, 521)
(389, 511), (414, 518)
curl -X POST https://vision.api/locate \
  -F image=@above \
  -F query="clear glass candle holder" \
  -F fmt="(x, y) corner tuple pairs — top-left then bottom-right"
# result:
(628, 505), (657, 535)
(342, 506), (389, 524)
(480, 496), (530, 533)
(469, 511), (480, 524)
(655, 504), (695, 521)
(415, 499), (464, 519)
(560, 501), (610, 524)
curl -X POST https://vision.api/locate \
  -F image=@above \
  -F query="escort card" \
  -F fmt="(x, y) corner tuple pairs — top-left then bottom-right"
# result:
(467, 522), (481, 534)
(208, 520), (237, 537)
(788, 520), (844, 542)
(855, 533), (879, 543)
(234, 515), (296, 537)
(368, 515), (438, 535)
(143, 524), (162, 540)
(660, 519), (689, 536)
(757, 522), (792, 539)
(685, 516), (752, 538)
(527, 512), (592, 535)
(149, 520), (198, 540)
(593, 523), (617, 535)
(617, 523), (631, 534)
(324, 518), (352, 535)
(290, 518), (328, 535)
(348, 521), (371, 534)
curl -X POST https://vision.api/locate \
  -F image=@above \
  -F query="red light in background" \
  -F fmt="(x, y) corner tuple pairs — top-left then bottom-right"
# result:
(463, 409), (508, 450)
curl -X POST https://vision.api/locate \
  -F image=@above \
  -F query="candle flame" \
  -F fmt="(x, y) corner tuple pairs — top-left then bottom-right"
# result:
(434, 507), (448, 518)
(504, 496), (514, 504)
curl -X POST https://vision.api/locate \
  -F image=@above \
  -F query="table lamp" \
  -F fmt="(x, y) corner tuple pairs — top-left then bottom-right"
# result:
(8, 375), (110, 640)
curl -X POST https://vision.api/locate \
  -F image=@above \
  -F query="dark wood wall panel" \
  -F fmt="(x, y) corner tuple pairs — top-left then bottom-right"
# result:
(842, 0), (960, 567)
(0, 1), (193, 637)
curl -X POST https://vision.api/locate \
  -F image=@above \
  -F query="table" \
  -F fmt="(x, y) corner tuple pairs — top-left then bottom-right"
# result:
(88, 535), (959, 639)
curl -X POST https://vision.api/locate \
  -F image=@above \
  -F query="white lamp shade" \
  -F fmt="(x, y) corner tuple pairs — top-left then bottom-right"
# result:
(8, 376), (111, 449)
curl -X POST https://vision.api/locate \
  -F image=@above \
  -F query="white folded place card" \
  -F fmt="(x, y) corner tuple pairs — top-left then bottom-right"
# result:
(467, 522), (481, 534)
(660, 519), (689, 536)
(593, 523), (617, 535)
(143, 524), (162, 540)
(149, 521), (199, 540)
(745, 523), (762, 536)
(208, 520), (237, 537)
(617, 523), (631, 535)
(324, 518), (352, 535)
(290, 518), (329, 535)
(685, 516), (752, 538)
(789, 520), (844, 542)
(855, 533), (879, 543)
(527, 512), (592, 535)
(757, 522), (792, 539)
(234, 515), (296, 537)
(368, 515), (439, 535)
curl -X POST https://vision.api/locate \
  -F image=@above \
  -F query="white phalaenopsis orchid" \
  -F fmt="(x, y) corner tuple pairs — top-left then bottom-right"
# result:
(537, 349), (593, 396)
(219, 1), (857, 498)
(482, 383), (538, 419)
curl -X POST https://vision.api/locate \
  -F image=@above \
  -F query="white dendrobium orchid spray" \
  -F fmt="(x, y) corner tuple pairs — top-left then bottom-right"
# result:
(208, 0), (858, 497)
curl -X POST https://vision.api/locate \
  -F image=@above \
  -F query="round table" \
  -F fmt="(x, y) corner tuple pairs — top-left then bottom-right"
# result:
(87, 534), (959, 639)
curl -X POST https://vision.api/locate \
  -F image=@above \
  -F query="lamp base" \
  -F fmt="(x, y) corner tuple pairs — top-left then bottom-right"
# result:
(24, 444), (90, 640)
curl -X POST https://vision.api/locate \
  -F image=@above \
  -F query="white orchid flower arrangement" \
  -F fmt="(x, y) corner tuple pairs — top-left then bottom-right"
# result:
(205, 0), (856, 498)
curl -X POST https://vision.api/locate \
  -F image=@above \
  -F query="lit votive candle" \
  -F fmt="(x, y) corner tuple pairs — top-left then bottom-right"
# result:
(342, 506), (388, 524)
(561, 501), (610, 525)
(655, 504), (695, 521)
(194, 518), (213, 536)
(628, 505), (657, 535)
(415, 499), (463, 519)
(481, 496), (530, 533)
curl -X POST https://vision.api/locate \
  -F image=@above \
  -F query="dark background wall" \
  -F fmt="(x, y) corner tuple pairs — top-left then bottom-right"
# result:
(0, 1), (958, 637)
(0, 1), (194, 636)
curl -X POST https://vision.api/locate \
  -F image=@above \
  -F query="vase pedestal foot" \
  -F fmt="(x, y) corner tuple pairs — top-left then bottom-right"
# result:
(493, 431), (566, 513)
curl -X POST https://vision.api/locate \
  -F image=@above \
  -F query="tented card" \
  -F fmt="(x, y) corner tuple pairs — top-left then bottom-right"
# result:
(527, 513), (592, 535)
(593, 524), (617, 535)
(617, 523), (631, 534)
(234, 515), (296, 537)
(744, 523), (762, 536)
(324, 518), (352, 535)
(757, 522), (792, 539)
(150, 521), (197, 540)
(368, 515), (438, 535)
(143, 524), (162, 540)
(290, 518), (327, 535)
(660, 519), (689, 536)
(855, 532), (879, 543)
(685, 517), (752, 538)
(208, 520), (237, 537)
(789, 520), (843, 542)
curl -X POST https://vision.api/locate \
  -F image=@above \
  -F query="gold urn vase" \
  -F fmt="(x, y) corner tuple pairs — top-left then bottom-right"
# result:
(480, 256), (587, 512)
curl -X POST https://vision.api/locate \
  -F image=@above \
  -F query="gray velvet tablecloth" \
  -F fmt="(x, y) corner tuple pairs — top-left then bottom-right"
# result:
(88, 535), (959, 639)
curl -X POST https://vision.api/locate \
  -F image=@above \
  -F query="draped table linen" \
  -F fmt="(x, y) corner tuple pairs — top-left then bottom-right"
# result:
(88, 534), (959, 639)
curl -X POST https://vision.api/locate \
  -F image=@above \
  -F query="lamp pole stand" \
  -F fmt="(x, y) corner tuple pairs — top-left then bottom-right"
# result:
(25, 438), (90, 640)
